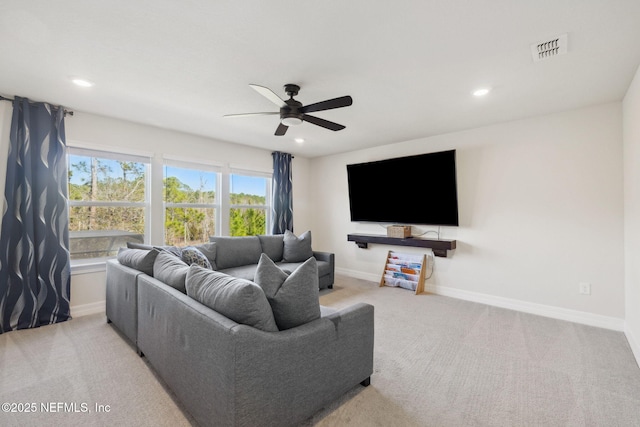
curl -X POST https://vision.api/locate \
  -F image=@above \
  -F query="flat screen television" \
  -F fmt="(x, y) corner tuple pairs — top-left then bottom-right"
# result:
(346, 150), (459, 226)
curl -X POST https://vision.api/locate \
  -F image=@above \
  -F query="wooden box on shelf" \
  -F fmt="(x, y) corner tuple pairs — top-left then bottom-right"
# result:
(387, 225), (411, 238)
(379, 250), (427, 295)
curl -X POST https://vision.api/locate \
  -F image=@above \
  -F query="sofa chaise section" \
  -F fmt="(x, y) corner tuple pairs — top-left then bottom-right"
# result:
(136, 274), (374, 427)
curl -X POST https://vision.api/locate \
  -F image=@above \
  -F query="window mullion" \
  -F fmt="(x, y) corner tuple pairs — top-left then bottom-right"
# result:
(69, 201), (147, 208)
(165, 203), (220, 209)
(230, 204), (268, 209)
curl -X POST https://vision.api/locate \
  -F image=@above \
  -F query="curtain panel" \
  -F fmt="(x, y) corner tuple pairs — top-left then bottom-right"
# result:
(271, 151), (293, 234)
(0, 97), (71, 333)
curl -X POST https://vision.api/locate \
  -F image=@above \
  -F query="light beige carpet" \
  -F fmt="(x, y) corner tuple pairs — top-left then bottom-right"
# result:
(1, 274), (639, 426)
(307, 277), (640, 426)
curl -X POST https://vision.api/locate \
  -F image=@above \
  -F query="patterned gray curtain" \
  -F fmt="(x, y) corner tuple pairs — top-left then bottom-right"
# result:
(0, 97), (71, 333)
(272, 151), (293, 234)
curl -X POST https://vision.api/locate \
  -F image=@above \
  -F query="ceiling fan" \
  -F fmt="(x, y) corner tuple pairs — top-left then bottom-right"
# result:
(224, 84), (353, 136)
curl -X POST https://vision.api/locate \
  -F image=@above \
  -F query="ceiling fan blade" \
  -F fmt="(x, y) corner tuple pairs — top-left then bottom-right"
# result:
(302, 96), (352, 113)
(223, 112), (279, 118)
(302, 114), (346, 131)
(249, 84), (287, 108)
(275, 123), (289, 136)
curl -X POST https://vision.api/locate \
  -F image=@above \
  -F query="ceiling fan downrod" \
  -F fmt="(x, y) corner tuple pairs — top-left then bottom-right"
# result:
(281, 84), (303, 126)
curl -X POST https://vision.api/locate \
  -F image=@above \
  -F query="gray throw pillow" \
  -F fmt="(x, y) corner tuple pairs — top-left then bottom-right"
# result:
(194, 242), (217, 270)
(159, 245), (182, 258)
(254, 253), (320, 330)
(282, 230), (313, 262)
(117, 247), (160, 276)
(181, 246), (212, 269)
(185, 265), (278, 332)
(153, 251), (189, 293)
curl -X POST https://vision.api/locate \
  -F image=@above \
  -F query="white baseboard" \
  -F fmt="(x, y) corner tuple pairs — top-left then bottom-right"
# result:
(71, 300), (105, 318)
(336, 267), (380, 283)
(625, 324), (640, 368)
(337, 268), (625, 331)
(425, 284), (625, 331)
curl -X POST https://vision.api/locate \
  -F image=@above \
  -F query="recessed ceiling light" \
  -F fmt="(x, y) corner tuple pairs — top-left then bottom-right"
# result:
(294, 138), (305, 144)
(72, 78), (94, 88)
(473, 88), (490, 97)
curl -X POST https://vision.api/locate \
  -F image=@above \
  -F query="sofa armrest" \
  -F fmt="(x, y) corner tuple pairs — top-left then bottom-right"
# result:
(105, 259), (142, 346)
(313, 251), (335, 289)
(312, 250), (333, 264)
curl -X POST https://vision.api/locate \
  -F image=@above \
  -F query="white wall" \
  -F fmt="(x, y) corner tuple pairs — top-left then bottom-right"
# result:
(0, 111), (312, 316)
(310, 103), (625, 327)
(623, 65), (640, 364)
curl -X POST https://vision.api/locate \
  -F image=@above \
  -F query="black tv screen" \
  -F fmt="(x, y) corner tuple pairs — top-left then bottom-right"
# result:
(347, 150), (459, 226)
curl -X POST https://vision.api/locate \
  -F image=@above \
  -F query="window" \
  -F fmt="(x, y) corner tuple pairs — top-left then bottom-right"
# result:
(229, 171), (271, 236)
(164, 162), (220, 246)
(68, 148), (150, 262)
(67, 147), (272, 264)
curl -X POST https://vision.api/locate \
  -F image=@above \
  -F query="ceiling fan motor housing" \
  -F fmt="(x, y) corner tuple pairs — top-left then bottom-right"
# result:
(281, 96), (303, 126)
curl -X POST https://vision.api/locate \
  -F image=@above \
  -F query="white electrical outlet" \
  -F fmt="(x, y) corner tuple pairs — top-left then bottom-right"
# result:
(579, 282), (591, 295)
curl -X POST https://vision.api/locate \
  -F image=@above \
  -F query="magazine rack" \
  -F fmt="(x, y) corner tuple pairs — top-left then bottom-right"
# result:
(379, 250), (427, 295)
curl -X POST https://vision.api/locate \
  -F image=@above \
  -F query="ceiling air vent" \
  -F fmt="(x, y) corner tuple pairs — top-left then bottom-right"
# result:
(531, 33), (568, 62)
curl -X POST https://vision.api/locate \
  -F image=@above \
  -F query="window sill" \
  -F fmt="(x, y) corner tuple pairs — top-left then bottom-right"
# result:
(71, 260), (109, 275)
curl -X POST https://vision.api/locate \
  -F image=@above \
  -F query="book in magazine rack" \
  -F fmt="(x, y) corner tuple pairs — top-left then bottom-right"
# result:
(380, 250), (427, 295)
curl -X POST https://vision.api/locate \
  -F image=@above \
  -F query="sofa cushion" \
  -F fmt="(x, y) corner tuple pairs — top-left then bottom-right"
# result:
(282, 230), (313, 262)
(153, 251), (189, 293)
(275, 259), (329, 278)
(254, 253), (320, 330)
(218, 265), (257, 282)
(185, 265), (278, 332)
(126, 241), (152, 250)
(209, 236), (262, 269)
(117, 247), (159, 276)
(181, 246), (212, 269)
(258, 235), (284, 262)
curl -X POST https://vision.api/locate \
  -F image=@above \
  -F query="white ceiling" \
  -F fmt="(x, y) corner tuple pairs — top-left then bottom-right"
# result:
(1, 1), (640, 158)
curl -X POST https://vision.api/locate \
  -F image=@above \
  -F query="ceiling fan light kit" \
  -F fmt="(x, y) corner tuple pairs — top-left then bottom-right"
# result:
(281, 116), (303, 126)
(224, 83), (352, 136)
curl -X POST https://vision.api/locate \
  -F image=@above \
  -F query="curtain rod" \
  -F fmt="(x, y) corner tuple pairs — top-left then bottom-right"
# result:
(271, 151), (294, 158)
(0, 95), (74, 117)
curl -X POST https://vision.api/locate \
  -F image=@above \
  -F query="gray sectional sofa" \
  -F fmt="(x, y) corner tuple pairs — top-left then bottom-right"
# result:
(105, 232), (374, 427)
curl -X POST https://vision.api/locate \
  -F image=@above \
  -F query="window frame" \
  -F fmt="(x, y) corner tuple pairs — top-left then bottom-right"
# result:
(162, 159), (222, 245)
(66, 145), (274, 269)
(67, 146), (151, 266)
(228, 168), (272, 236)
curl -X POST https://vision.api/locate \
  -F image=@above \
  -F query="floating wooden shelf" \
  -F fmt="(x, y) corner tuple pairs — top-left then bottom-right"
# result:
(347, 233), (456, 257)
